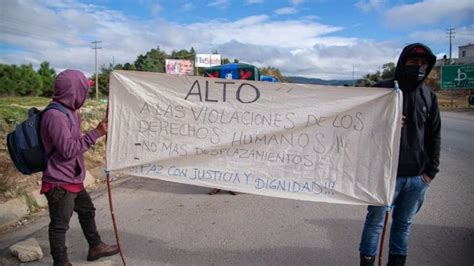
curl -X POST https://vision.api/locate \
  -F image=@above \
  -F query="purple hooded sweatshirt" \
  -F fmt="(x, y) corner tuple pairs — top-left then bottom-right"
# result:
(40, 69), (102, 184)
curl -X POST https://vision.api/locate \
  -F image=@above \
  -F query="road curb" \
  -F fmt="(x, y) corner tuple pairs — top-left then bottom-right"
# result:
(0, 198), (29, 230)
(0, 169), (101, 232)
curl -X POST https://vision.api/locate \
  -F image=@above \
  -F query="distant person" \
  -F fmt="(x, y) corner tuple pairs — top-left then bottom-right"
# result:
(166, 62), (175, 74)
(208, 188), (236, 195)
(359, 43), (441, 266)
(174, 62), (181, 75)
(40, 70), (119, 266)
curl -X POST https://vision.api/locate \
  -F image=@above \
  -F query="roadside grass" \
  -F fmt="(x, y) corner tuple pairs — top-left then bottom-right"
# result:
(0, 97), (51, 125)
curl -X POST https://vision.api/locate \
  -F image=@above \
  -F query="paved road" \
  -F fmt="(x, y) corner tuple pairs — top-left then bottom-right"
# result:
(1, 111), (473, 265)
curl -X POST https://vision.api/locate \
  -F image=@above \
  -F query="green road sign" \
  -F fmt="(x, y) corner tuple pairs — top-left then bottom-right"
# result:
(441, 65), (474, 89)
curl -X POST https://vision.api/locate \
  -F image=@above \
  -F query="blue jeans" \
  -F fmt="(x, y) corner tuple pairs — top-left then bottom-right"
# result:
(359, 175), (429, 257)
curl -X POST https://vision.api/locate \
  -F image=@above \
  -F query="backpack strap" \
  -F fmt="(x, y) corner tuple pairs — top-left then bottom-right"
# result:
(43, 102), (74, 126)
(41, 102), (74, 158)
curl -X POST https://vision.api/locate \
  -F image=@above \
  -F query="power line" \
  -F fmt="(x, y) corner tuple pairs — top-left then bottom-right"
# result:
(445, 28), (456, 108)
(446, 28), (455, 64)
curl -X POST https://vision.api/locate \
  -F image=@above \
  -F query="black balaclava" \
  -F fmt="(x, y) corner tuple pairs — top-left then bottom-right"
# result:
(399, 64), (429, 91)
(393, 43), (436, 124)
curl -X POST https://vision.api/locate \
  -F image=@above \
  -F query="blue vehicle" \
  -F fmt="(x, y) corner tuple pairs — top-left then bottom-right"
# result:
(260, 75), (279, 82)
(203, 63), (260, 81)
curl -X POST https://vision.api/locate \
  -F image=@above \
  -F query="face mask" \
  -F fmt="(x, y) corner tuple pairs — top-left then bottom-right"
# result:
(400, 65), (427, 90)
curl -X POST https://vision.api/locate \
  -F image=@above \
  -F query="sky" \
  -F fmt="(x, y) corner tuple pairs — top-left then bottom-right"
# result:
(1, 0), (473, 80)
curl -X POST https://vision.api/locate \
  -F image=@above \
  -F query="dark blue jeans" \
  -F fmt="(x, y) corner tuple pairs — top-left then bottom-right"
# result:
(46, 187), (102, 266)
(359, 175), (429, 257)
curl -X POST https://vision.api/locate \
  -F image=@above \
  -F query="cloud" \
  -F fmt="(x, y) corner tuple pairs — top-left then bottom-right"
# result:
(0, 0), (405, 79)
(208, 0), (230, 8)
(215, 40), (400, 79)
(182, 2), (194, 11)
(355, 0), (386, 12)
(290, 0), (304, 5)
(275, 0), (305, 15)
(246, 0), (264, 4)
(408, 26), (474, 57)
(0, 0), (157, 74)
(385, 0), (474, 27)
(187, 15), (345, 49)
(150, 4), (162, 16)
(275, 7), (298, 15)
(2, 1), (81, 45)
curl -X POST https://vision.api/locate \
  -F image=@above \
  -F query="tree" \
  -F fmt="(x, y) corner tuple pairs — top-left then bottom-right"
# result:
(91, 63), (117, 97)
(113, 64), (124, 70)
(170, 48), (196, 60)
(356, 71), (382, 87)
(356, 62), (395, 87)
(20, 64), (43, 95)
(37, 61), (56, 96)
(0, 64), (19, 95)
(381, 62), (395, 79)
(260, 66), (288, 82)
(134, 46), (167, 72)
(221, 58), (231, 64)
(122, 62), (136, 71)
(0, 64), (42, 96)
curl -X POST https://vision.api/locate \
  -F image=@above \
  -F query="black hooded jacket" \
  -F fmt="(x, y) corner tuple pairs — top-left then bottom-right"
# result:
(374, 43), (441, 179)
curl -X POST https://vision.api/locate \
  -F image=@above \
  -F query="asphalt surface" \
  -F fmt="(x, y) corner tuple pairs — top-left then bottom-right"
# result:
(1, 111), (473, 266)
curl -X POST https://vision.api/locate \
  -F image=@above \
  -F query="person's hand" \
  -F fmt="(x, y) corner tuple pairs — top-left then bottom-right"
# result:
(96, 118), (108, 137)
(401, 115), (406, 127)
(422, 173), (432, 185)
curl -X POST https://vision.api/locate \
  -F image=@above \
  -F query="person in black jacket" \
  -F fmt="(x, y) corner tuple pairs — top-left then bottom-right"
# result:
(359, 43), (441, 266)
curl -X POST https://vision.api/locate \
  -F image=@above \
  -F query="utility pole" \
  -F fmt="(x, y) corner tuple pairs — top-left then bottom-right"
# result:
(352, 66), (355, 86)
(91, 40), (102, 101)
(446, 28), (455, 64)
(446, 28), (455, 107)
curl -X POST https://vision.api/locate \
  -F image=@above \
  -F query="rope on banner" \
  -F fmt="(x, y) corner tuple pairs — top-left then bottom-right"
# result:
(105, 170), (127, 265)
(378, 207), (391, 266)
(104, 99), (127, 265)
(378, 80), (400, 266)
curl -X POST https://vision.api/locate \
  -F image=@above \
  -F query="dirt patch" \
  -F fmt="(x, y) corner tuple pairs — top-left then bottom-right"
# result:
(0, 153), (41, 204)
(437, 89), (473, 110)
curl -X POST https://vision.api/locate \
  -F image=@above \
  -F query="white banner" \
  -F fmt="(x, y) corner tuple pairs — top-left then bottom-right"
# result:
(195, 54), (221, 68)
(107, 71), (402, 205)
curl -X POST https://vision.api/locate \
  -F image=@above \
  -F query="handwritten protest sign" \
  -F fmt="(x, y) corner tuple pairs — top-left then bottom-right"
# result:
(106, 70), (402, 205)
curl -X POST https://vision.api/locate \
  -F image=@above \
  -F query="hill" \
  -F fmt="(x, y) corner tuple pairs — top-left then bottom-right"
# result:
(286, 76), (356, 86)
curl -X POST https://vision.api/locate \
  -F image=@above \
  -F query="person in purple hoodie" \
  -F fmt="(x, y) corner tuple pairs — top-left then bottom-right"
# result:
(40, 69), (119, 266)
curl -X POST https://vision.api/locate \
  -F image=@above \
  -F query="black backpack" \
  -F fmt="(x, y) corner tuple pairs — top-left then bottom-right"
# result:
(6, 102), (72, 175)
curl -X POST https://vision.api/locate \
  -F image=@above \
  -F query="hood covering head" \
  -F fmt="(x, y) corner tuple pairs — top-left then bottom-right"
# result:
(394, 43), (436, 92)
(53, 69), (89, 110)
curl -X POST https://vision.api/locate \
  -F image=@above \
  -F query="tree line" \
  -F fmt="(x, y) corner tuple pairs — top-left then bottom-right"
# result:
(356, 62), (395, 87)
(92, 46), (288, 97)
(1, 45), (398, 97)
(0, 62), (56, 96)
